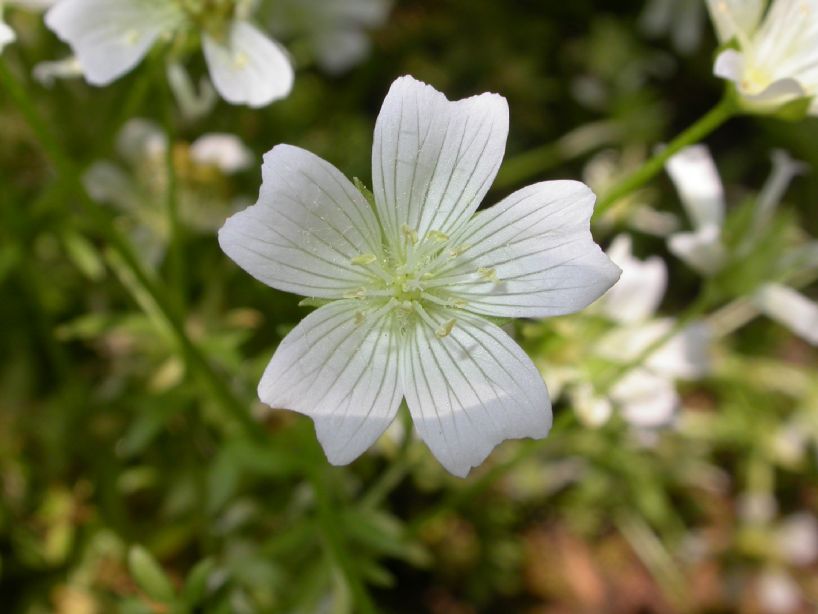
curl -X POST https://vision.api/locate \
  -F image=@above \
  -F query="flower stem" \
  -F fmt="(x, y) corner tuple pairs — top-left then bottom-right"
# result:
(594, 95), (737, 218)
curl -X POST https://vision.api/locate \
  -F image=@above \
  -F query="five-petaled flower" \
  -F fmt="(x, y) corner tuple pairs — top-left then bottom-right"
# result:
(707, 0), (818, 114)
(45, 0), (293, 108)
(219, 76), (620, 477)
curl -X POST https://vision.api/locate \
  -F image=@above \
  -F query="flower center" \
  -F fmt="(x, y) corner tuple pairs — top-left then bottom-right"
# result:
(347, 226), (490, 337)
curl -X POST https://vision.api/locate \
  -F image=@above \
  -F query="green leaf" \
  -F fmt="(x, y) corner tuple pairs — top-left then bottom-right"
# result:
(182, 558), (216, 607)
(128, 545), (176, 604)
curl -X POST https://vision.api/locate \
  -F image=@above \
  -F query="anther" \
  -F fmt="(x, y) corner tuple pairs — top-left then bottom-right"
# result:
(448, 244), (471, 257)
(427, 230), (450, 242)
(343, 287), (367, 299)
(401, 224), (418, 246)
(478, 267), (498, 282)
(435, 319), (456, 338)
(354, 311), (366, 325)
(350, 253), (377, 266)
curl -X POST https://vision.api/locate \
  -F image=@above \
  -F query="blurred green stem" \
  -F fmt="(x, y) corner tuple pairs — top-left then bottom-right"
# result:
(594, 95), (737, 218)
(310, 465), (379, 614)
(361, 408), (414, 509)
(494, 120), (620, 189)
(161, 83), (185, 312)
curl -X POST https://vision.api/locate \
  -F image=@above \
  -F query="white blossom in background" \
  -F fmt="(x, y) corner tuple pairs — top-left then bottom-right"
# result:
(85, 119), (252, 265)
(0, 0), (56, 53)
(32, 56), (83, 86)
(665, 145), (807, 276)
(665, 144), (728, 276)
(266, 0), (391, 74)
(757, 569), (802, 614)
(775, 513), (818, 566)
(707, 0), (818, 115)
(45, 0), (293, 107)
(219, 76), (620, 477)
(752, 283), (818, 345)
(593, 235), (711, 429)
(640, 0), (706, 55)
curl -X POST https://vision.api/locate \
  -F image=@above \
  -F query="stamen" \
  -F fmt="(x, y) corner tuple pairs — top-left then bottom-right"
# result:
(401, 224), (418, 246)
(350, 253), (377, 266)
(427, 230), (450, 242)
(448, 244), (471, 257)
(343, 287), (367, 299)
(354, 311), (366, 325)
(478, 267), (498, 282)
(435, 319), (456, 339)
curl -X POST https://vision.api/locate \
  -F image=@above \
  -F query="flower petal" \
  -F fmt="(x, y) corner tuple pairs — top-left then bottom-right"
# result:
(706, 0), (764, 42)
(190, 134), (253, 173)
(219, 144), (383, 298)
(603, 235), (667, 324)
(203, 20), (293, 108)
(371, 75), (508, 251)
(401, 308), (551, 477)
(45, 0), (181, 85)
(0, 20), (16, 53)
(612, 368), (679, 429)
(665, 145), (725, 230)
(435, 181), (620, 319)
(258, 300), (402, 465)
(753, 283), (818, 346)
(668, 224), (727, 276)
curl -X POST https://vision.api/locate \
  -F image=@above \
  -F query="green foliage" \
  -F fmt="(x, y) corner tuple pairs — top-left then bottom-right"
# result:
(1, 1), (818, 613)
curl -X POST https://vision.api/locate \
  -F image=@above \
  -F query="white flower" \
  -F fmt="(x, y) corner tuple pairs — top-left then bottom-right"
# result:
(665, 145), (806, 276)
(218, 76), (620, 477)
(45, 0), (293, 107)
(1, 0), (57, 54)
(266, 0), (391, 74)
(596, 235), (711, 429)
(85, 118), (251, 265)
(775, 513), (818, 566)
(707, 0), (818, 114)
(602, 235), (667, 324)
(665, 144), (728, 276)
(753, 283), (818, 345)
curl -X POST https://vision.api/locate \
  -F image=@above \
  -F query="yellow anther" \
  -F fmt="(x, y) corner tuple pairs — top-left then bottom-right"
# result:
(448, 244), (471, 257)
(401, 224), (418, 246)
(350, 253), (377, 266)
(427, 230), (450, 242)
(354, 311), (366, 325)
(478, 267), (498, 282)
(435, 319), (456, 338)
(343, 287), (367, 299)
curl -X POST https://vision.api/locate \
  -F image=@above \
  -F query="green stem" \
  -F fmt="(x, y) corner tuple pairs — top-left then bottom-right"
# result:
(594, 95), (737, 218)
(162, 84), (185, 311)
(310, 465), (379, 614)
(360, 409), (414, 509)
